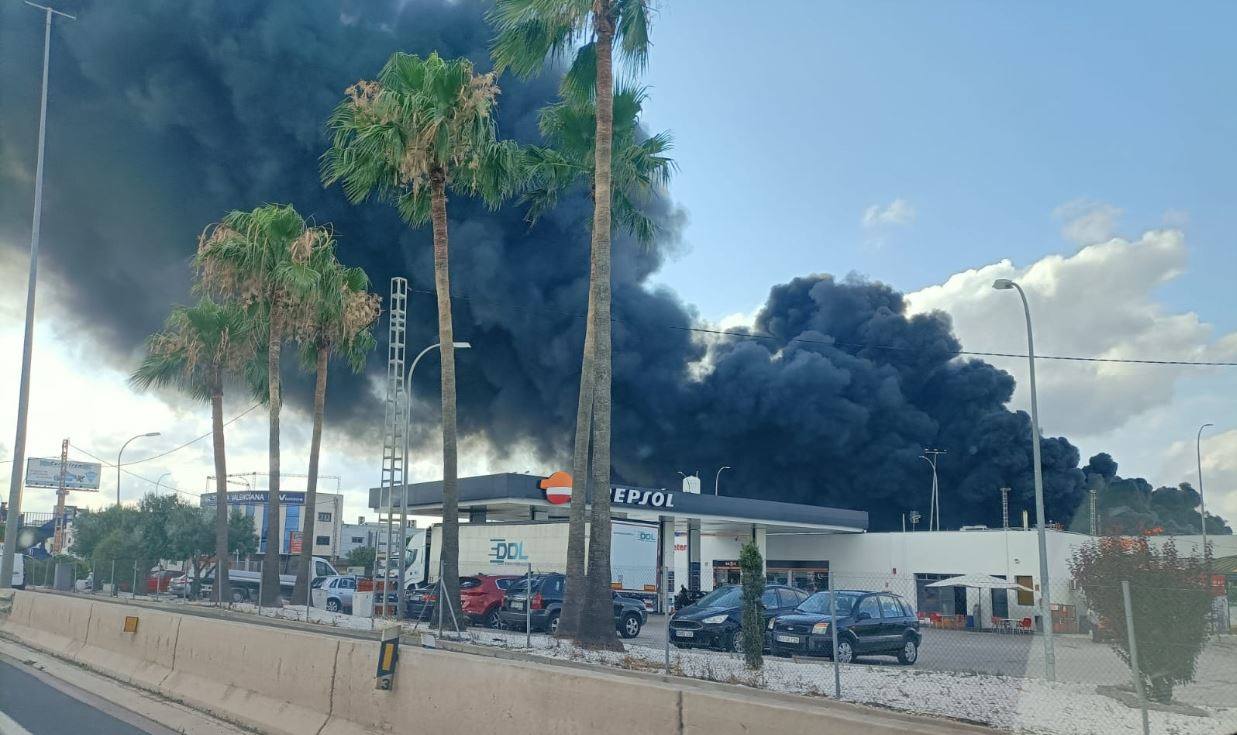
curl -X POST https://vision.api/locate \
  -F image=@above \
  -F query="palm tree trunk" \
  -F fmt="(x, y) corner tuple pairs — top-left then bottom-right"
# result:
(260, 311), (283, 606)
(293, 343), (329, 606)
(559, 250), (600, 638)
(211, 379), (230, 605)
(576, 5), (621, 650)
(430, 171), (462, 625)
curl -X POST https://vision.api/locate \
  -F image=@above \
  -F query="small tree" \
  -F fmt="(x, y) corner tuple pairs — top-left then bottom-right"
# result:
(1071, 538), (1211, 702)
(739, 540), (765, 670)
(345, 546), (377, 577)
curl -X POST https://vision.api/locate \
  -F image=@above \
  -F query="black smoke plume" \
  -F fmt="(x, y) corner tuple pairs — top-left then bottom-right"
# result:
(1, 1), (1221, 532)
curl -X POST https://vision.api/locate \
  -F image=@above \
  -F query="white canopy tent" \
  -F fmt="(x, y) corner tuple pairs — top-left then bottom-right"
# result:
(926, 574), (1032, 592)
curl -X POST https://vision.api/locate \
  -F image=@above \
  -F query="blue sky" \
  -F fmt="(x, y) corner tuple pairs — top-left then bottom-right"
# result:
(639, 1), (1237, 330)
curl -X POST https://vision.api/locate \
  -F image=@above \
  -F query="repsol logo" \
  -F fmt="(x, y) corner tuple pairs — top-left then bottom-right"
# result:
(489, 538), (529, 563)
(611, 487), (675, 509)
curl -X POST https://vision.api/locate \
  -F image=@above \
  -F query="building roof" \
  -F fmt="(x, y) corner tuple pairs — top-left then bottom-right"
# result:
(368, 472), (868, 534)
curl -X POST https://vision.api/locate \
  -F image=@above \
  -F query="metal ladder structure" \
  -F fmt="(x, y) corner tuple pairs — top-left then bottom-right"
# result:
(378, 277), (408, 620)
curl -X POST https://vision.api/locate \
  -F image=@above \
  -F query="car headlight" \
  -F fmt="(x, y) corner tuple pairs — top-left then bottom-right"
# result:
(767, 618), (777, 630)
(702, 614), (729, 625)
(812, 622), (830, 634)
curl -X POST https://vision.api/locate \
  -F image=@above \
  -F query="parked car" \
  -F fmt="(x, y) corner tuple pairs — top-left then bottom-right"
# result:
(461, 574), (521, 627)
(145, 570), (181, 594)
(669, 584), (809, 652)
(765, 590), (921, 664)
(317, 575), (358, 613)
(497, 573), (647, 638)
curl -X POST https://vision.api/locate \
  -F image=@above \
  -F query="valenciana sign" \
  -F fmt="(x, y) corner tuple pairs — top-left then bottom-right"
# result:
(201, 491), (306, 506)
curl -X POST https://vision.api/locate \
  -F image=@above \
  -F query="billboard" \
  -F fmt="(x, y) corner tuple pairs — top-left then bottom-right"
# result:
(25, 457), (102, 490)
(200, 491), (306, 507)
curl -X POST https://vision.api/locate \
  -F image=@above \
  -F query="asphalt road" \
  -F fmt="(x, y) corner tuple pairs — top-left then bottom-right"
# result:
(0, 657), (175, 735)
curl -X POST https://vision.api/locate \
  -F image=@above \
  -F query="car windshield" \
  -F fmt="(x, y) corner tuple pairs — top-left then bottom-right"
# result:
(311, 578), (327, 589)
(506, 578), (535, 594)
(460, 577), (481, 589)
(797, 592), (862, 616)
(694, 586), (742, 608)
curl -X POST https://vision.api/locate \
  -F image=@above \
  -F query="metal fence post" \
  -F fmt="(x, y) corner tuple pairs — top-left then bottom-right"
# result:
(131, 561), (138, 597)
(1121, 581), (1150, 735)
(43, 559), (50, 588)
(257, 561), (263, 617)
(437, 557), (445, 640)
(89, 563), (95, 594)
(830, 569), (841, 699)
(110, 560), (116, 597)
(526, 562), (532, 649)
(664, 565), (671, 673)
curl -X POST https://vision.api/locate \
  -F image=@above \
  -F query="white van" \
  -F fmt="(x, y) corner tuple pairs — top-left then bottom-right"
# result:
(10, 553), (25, 589)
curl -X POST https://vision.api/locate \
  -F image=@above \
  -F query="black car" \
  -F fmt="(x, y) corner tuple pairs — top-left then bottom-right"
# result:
(669, 584), (810, 652)
(497, 573), (647, 638)
(766, 590), (921, 664)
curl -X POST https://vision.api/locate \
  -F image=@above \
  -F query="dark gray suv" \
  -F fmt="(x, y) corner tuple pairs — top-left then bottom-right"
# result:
(498, 573), (647, 638)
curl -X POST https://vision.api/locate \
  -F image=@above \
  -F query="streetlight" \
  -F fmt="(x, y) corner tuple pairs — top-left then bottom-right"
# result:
(116, 432), (161, 507)
(992, 277), (1056, 681)
(714, 466), (731, 496)
(920, 449), (946, 531)
(1197, 423), (1214, 558)
(1, 1), (76, 591)
(154, 472), (172, 494)
(394, 341), (470, 617)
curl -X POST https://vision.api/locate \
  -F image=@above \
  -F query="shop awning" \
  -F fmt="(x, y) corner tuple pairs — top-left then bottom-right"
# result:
(926, 574), (1032, 592)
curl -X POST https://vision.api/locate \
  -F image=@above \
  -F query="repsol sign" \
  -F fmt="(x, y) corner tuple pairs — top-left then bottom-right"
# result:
(611, 487), (675, 509)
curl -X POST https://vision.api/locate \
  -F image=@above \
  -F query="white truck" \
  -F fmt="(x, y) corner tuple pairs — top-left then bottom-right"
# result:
(417, 519), (660, 606)
(201, 556), (340, 603)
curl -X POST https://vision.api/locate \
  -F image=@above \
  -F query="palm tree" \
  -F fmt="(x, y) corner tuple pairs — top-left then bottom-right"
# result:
(491, 0), (655, 648)
(130, 298), (255, 604)
(323, 51), (519, 618)
(289, 249), (380, 606)
(196, 204), (327, 605)
(521, 86), (673, 639)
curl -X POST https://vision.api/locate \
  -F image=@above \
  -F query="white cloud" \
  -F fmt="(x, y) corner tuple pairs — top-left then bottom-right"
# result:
(862, 198), (915, 228)
(1161, 429), (1237, 530)
(907, 228), (1237, 525)
(1052, 198), (1122, 246)
(907, 229), (1234, 436)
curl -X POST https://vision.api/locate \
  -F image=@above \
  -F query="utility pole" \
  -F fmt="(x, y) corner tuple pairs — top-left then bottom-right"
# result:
(921, 449), (946, 531)
(1, 2), (76, 590)
(1089, 483), (1098, 537)
(52, 438), (68, 554)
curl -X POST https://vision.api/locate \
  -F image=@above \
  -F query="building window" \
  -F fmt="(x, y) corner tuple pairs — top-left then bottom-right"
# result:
(317, 512), (331, 522)
(315, 535), (330, 546)
(350, 536), (364, 544)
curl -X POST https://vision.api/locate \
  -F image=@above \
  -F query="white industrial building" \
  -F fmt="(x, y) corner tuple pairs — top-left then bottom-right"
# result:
(338, 516), (418, 559)
(199, 490), (344, 558)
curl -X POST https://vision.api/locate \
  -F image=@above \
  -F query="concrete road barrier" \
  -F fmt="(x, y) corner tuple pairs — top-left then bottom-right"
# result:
(0, 590), (993, 735)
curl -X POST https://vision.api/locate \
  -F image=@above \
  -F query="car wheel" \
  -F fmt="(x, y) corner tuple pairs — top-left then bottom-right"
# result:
(834, 638), (854, 664)
(620, 613), (641, 639)
(729, 629), (744, 653)
(547, 612), (561, 635)
(484, 608), (502, 629)
(326, 598), (341, 613)
(231, 589), (248, 604)
(896, 638), (918, 665)
(672, 643), (688, 649)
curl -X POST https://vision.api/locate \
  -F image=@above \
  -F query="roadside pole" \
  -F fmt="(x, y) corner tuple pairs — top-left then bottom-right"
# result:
(256, 561), (264, 618)
(1121, 581), (1150, 735)
(437, 558), (445, 640)
(664, 564), (671, 672)
(829, 570), (841, 699)
(526, 562), (532, 649)
(110, 560), (116, 597)
(132, 561), (138, 598)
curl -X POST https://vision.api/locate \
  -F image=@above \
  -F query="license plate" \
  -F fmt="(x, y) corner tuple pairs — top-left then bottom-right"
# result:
(775, 634), (800, 644)
(511, 600), (523, 610)
(674, 630), (695, 638)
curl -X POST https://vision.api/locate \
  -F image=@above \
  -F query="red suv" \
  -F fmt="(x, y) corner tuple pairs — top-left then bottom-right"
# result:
(461, 574), (521, 628)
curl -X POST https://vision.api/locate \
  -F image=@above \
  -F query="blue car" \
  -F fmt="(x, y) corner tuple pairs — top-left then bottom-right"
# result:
(766, 590), (921, 665)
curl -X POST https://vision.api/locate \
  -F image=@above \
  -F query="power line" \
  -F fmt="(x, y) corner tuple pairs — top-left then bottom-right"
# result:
(68, 443), (197, 500)
(122, 402), (262, 466)
(408, 287), (1237, 368)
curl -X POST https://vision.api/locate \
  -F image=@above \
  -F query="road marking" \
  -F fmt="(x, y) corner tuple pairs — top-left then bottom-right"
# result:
(0, 709), (34, 735)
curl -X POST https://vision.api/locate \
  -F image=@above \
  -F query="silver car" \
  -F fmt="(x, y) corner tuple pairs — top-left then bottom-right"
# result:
(317, 575), (358, 613)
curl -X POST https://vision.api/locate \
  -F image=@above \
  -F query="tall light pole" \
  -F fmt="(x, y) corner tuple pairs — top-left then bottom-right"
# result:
(714, 466), (731, 496)
(116, 433), (161, 507)
(920, 449), (946, 531)
(993, 277), (1056, 681)
(1197, 423), (1213, 558)
(398, 341), (470, 617)
(1, 2), (76, 591)
(154, 472), (172, 495)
